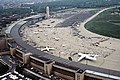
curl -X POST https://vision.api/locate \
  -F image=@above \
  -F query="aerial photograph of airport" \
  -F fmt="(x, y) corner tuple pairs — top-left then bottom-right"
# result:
(0, 0), (120, 80)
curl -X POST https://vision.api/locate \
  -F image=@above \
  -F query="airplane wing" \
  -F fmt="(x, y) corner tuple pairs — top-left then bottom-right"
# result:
(78, 55), (85, 61)
(41, 48), (46, 51)
(78, 52), (83, 55)
(86, 55), (97, 61)
(49, 48), (55, 50)
(41, 47), (55, 52)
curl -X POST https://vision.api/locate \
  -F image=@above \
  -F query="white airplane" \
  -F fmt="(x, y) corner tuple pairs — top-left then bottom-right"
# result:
(33, 31), (39, 34)
(78, 53), (98, 62)
(41, 46), (55, 52)
(53, 37), (60, 41)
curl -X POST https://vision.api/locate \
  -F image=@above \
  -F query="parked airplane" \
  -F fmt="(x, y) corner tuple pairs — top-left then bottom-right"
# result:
(78, 53), (98, 61)
(41, 46), (55, 52)
(33, 31), (39, 34)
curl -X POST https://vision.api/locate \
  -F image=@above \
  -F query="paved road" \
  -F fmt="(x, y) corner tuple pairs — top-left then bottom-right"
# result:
(56, 10), (93, 27)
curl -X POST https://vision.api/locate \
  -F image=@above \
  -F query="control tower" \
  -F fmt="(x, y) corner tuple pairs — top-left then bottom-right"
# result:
(46, 6), (50, 18)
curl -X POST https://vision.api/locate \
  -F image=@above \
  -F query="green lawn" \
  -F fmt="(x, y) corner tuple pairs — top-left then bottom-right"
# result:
(85, 8), (120, 39)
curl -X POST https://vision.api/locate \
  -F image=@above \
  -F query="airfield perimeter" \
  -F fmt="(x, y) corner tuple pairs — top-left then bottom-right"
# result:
(21, 8), (120, 72)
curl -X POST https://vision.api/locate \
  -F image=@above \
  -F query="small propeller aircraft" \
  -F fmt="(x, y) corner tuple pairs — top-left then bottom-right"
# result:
(78, 53), (99, 62)
(41, 46), (55, 52)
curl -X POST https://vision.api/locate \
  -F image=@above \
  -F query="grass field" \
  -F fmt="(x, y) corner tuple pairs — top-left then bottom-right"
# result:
(85, 8), (120, 39)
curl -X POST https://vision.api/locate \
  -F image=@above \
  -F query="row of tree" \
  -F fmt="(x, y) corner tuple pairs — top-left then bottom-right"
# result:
(28, 0), (120, 13)
(0, 7), (32, 28)
(0, 8), (31, 15)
